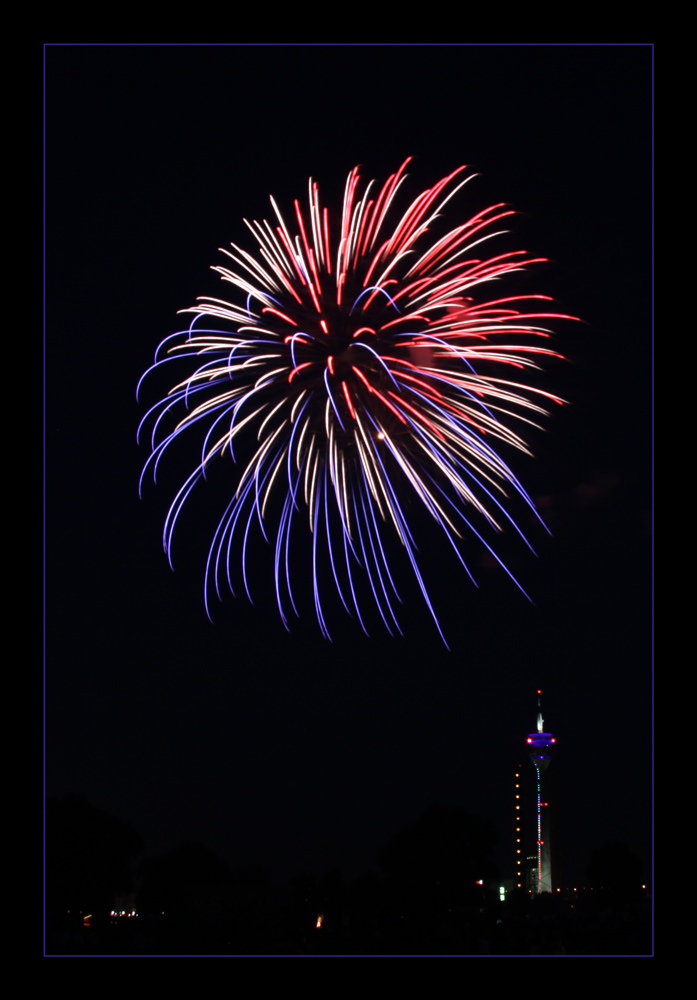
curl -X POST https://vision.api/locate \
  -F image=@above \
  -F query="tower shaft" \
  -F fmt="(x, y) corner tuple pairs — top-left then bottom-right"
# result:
(526, 691), (556, 895)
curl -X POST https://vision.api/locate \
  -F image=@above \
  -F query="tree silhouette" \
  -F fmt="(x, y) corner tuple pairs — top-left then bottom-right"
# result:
(376, 804), (499, 950)
(46, 795), (143, 914)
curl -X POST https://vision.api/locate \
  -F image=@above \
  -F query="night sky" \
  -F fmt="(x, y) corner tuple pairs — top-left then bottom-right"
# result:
(46, 44), (652, 890)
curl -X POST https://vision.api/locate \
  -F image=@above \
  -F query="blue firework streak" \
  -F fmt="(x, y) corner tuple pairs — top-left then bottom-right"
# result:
(138, 159), (576, 644)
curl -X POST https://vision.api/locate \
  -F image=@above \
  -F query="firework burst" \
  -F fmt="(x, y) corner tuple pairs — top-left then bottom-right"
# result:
(138, 159), (576, 644)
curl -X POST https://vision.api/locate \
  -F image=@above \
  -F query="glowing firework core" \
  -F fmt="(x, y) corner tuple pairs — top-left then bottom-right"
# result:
(138, 159), (576, 643)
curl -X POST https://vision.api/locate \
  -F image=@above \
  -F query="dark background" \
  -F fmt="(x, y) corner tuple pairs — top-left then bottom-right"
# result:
(46, 44), (652, 891)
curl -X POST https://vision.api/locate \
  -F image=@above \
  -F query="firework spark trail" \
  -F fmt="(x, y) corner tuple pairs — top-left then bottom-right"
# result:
(138, 160), (578, 643)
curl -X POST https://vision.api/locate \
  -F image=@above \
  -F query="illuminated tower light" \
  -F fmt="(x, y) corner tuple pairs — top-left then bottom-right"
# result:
(514, 768), (523, 887)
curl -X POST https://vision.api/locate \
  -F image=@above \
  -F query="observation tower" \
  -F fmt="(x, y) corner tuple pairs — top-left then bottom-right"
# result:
(526, 690), (556, 894)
